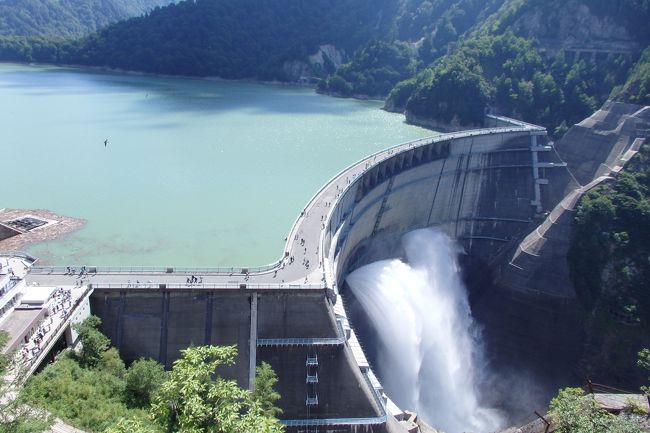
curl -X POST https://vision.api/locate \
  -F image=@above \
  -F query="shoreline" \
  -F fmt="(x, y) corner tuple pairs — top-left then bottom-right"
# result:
(0, 63), (439, 261)
(1, 61), (445, 133)
(0, 208), (85, 252)
(1, 60), (317, 90)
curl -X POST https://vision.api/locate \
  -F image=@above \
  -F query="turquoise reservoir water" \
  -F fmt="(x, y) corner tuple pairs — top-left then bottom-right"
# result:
(0, 63), (432, 266)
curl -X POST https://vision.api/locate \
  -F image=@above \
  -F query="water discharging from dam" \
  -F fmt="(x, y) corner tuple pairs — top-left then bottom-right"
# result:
(346, 229), (503, 433)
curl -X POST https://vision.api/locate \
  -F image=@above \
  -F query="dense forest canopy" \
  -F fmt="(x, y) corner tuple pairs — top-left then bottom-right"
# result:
(317, 40), (419, 98)
(615, 46), (650, 106)
(0, 0), (399, 79)
(386, 31), (634, 132)
(480, 0), (650, 47)
(0, 0), (174, 37)
(394, 0), (507, 58)
(0, 0), (647, 133)
(381, 0), (649, 132)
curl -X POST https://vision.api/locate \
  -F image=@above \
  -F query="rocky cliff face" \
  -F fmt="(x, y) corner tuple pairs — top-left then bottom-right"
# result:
(282, 44), (346, 82)
(507, 0), (640, 52)
(404, 110), (482, 132)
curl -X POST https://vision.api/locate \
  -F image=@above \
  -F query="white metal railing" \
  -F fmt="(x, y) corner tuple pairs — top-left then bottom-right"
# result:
(0, 251), (38, 263)
(88, 282), (324, 290)
(256, 336), (344, 347)
(281, 415), (387, 426)
(30, 262), (282, 275)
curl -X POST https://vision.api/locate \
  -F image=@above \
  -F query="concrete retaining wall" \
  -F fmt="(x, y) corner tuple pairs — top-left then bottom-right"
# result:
(90, 289), (383, 424)
(91, 290), (251, 386)
(258, 345), (381, 420)
(0, 223), (20, 241)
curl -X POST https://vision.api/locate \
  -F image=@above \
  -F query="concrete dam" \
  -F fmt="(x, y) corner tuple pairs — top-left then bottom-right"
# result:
(19, 105), (650, 432)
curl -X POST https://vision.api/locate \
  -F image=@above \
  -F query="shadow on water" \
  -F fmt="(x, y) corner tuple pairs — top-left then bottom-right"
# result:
(1, 63), (431, 267)
(0, 63), (377, 116)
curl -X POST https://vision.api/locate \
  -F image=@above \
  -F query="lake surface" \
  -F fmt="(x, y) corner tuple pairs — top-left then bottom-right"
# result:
(0, 63), (432, 266)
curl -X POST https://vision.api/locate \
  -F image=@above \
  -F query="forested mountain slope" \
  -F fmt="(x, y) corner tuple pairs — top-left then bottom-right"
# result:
(0, 0), (174, 37)
(0, 0), (510, 83)
(478, 0), (649, 50)
(318, 0), (509, 98)
(382, 0), (649, 133)
(0, 0), (647, 132)
(71, 0), (399, 79)
(0, 0), (399, 79)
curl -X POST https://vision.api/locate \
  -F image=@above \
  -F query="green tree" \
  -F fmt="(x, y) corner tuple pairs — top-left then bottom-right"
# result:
(0, 330), (9, 374)
(21, 354), (139, 432)
(252, 362), (282, 418)
(100, 348), (127, 379)
(124, 359), (167, 409)
(554, 120), (568, 138)
(550, 387), (613, 433)
(150, 345), (284, 433)
(638, 348), (650, 395)
(73, 315), (110, 368)
(323, 40), (418, 98)
(0, 0), (174, 38)
(615, 46), (650, 106)
(406, 56), (491, 125)
(549, 387), (648, 433)
(0, 331), (52, 433)
(104, 417), (160, 433)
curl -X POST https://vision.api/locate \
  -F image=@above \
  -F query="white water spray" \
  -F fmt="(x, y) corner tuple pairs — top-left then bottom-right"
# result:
(346, 229), (503, 433)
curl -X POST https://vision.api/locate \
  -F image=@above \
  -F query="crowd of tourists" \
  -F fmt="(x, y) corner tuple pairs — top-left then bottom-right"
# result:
(20, 287), (72, 362)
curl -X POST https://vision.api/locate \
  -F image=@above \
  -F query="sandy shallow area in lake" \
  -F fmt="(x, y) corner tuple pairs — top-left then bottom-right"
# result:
(0, 208), (85, 252)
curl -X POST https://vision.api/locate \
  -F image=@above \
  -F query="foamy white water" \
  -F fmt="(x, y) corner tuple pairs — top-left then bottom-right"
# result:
(346, 228), (503, 433)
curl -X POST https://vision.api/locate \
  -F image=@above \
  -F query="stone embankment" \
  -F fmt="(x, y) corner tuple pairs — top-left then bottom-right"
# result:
(498, 101), (650, 299)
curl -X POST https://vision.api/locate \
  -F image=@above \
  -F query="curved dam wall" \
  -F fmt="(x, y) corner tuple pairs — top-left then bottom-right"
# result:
(320, 122), (590, 420)
(323, 126), (562, 285)
(321, 105), (648, 419)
